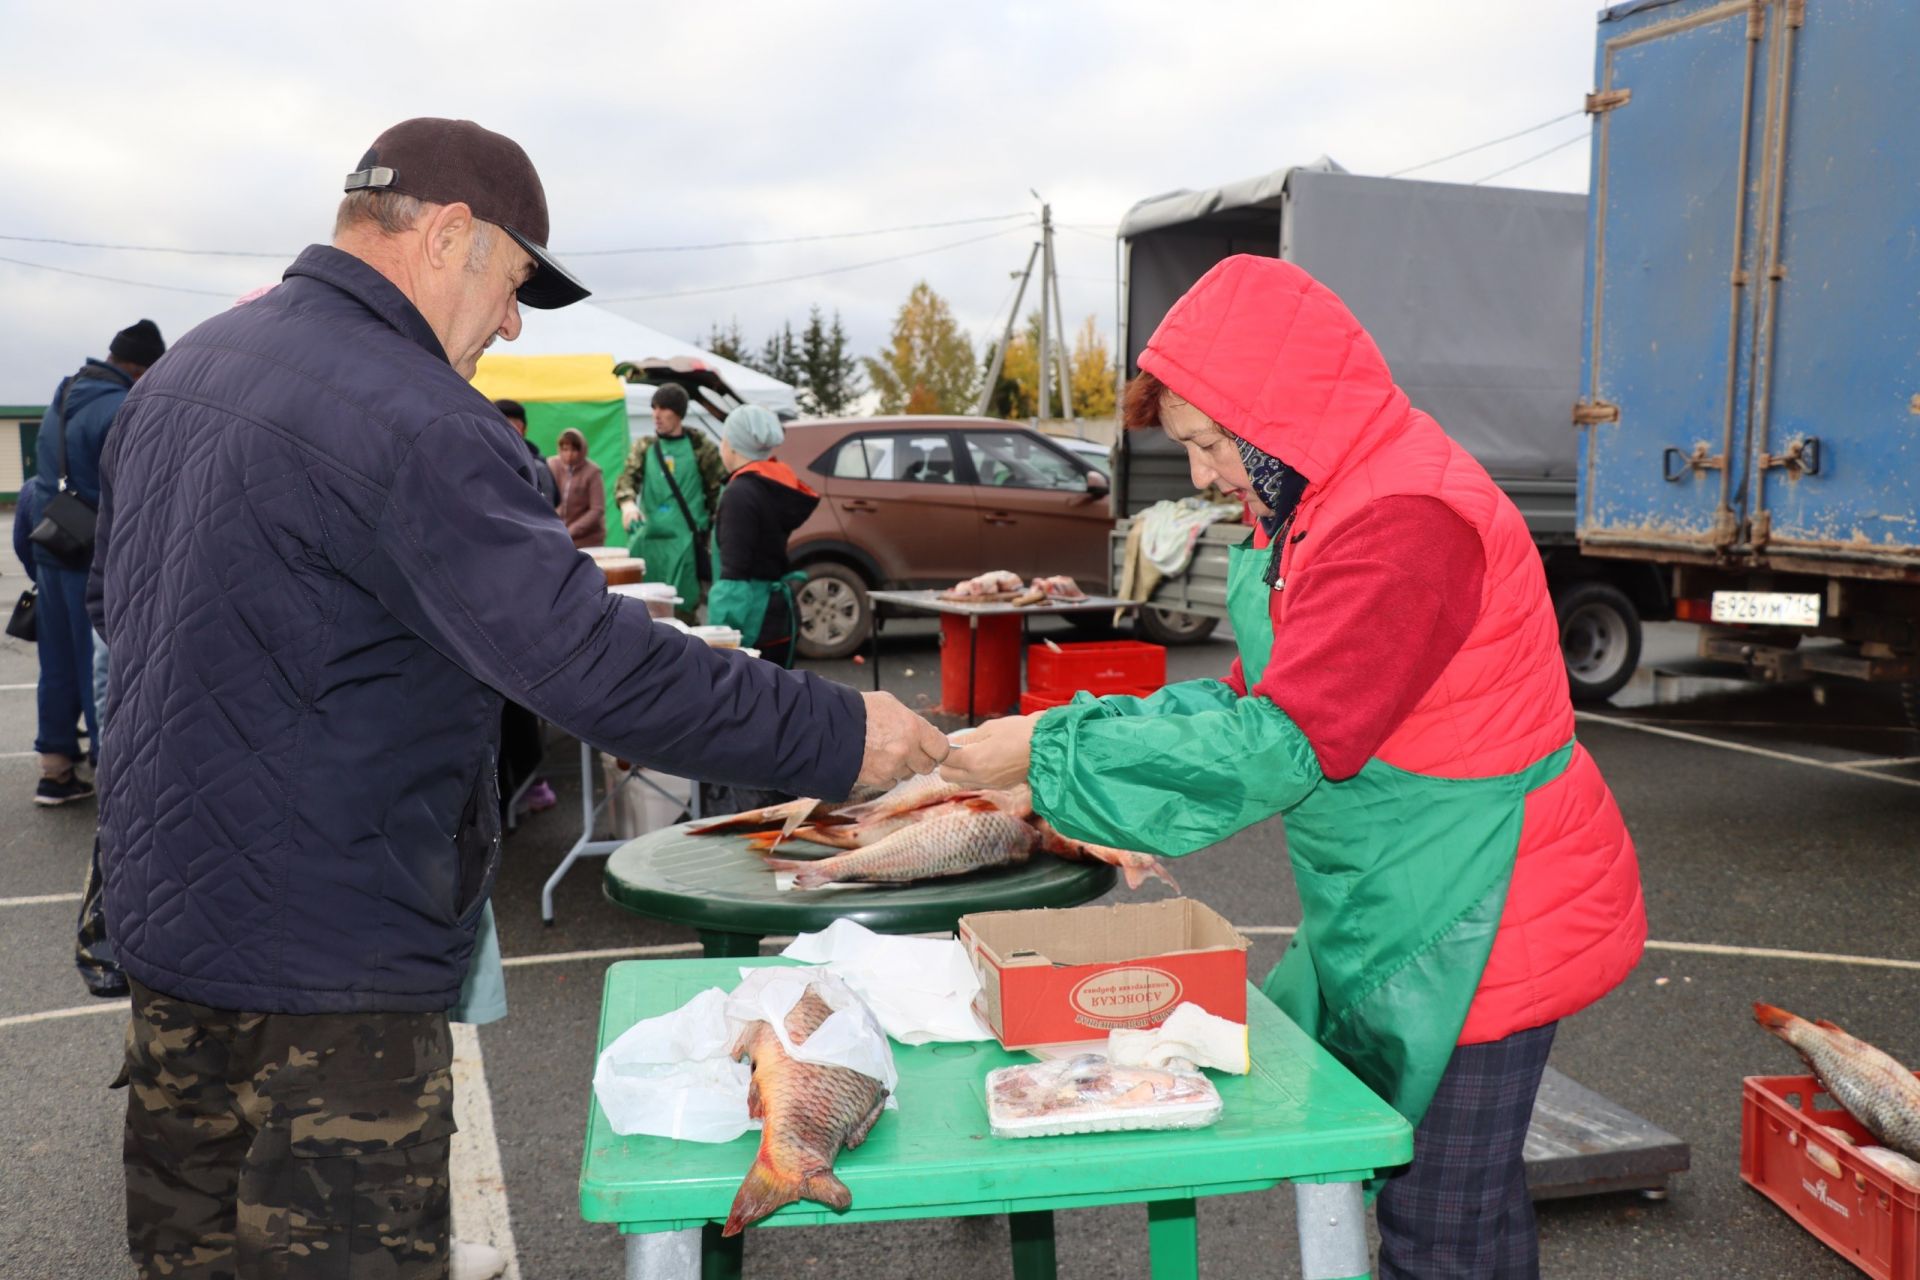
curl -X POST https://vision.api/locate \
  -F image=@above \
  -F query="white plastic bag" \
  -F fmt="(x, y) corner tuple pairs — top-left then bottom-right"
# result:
(726, 967), (899, 1101)
(780, 919), (993, 1045)
(592, 987), (756, 1142)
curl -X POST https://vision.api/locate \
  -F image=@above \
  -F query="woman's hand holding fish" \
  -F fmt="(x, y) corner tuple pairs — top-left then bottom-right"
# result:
(857, 692), (951, 788)
(938, 714), (1039, 791)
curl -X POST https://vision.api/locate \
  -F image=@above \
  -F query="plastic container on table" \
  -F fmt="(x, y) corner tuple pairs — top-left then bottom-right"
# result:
(1025, 640), (1166, 697)
(689, 625), (742, 648)
(986, 1053), (1222, 1139)
(582, 545), (633, 562)
(1740, 1071), (1920, 1280)
(598, 556), (648, 587)
(1018, 684), (1159, 715)
(610, 582), (682, 619)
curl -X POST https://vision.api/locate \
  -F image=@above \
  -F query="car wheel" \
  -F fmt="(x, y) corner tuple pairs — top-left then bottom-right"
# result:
(1554, 580), (1642, 702)
(1134, 607), (1219, 646)
(795, 562), (872, 660)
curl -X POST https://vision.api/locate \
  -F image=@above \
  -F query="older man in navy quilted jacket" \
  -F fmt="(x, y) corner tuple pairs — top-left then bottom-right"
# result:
(88, 118), (947, 1278)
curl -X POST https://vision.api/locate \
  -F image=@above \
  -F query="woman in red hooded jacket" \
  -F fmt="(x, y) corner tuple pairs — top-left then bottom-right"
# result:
(946, 256), (1645, 1279)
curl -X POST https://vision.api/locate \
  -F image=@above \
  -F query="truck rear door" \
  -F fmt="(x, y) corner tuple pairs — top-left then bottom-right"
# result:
(1743, 0), (1920, 570)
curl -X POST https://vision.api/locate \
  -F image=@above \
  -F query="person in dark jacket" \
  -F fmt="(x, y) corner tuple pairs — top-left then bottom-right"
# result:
(88, 117), (946, 1279)
(31, 319), (164, 806)
(707, 404), (817, 668)
(495, 397), (560, 508)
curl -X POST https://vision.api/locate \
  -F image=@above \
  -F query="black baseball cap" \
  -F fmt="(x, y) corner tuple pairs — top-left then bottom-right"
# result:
(344, 118), (589, 309)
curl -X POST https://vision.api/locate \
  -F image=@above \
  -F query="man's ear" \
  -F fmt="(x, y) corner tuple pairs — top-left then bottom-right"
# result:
(420, 202), (474, 272)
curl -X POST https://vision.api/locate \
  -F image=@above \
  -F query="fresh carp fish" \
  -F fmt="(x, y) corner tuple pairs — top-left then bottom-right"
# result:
(760, 785), (1179, 891)
(1755, 1002), (1920, 1159)
(723, 988), (888, 1236)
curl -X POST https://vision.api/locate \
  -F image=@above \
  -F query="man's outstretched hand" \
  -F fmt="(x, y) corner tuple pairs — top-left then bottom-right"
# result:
(856, 691), (951, 789)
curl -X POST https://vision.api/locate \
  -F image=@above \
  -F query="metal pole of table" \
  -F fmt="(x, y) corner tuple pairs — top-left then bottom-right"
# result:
(1293, 1182), (1369, 1280)
(869, 610), (882, 692)
(967, 614), (980, 726)
(541, 743), (697, 924)
(623, 1227), (699, 1280)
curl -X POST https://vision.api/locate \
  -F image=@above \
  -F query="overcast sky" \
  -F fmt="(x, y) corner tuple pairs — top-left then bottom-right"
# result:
(0, 1), (1601, 404)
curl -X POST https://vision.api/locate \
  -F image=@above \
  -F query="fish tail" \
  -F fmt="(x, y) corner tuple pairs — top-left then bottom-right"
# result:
(1754, 1002), (1801, 1036)
(722, 1157), (803, 1237)
(802, 1169), (853, 1211)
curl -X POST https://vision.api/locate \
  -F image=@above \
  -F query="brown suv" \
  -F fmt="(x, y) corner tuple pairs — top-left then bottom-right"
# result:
(772, 416), (1113, 658)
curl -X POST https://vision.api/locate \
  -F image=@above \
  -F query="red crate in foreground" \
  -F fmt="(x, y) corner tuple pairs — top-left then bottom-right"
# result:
(1025, 640), (1165, 696)
(1740, 1072), (1920, 1279)
(1017, 685), (1159, 716)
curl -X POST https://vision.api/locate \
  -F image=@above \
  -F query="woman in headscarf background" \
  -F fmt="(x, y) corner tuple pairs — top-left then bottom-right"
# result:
(616, 383), (727, 624)
(546, 428), (605, 549)
(706, 404), (818, 668)
(943, 255), (1646, 1279)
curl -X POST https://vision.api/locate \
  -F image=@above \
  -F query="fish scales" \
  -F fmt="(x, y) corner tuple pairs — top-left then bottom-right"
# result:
(724, 989), (888, 1236)
(775, 805), (1036, 887)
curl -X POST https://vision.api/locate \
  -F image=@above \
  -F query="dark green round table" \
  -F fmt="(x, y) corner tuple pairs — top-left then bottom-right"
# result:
(603, 822), (1118, 956)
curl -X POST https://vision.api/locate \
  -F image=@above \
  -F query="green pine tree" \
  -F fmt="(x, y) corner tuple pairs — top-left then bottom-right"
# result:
(799, 307), (864, 415)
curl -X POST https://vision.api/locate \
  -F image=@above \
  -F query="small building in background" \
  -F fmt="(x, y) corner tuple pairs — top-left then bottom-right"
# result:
(0, 406), (42, 502)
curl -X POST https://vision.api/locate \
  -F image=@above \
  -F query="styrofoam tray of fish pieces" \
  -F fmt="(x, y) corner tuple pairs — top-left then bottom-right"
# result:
(986, 1054), (1222, 1139)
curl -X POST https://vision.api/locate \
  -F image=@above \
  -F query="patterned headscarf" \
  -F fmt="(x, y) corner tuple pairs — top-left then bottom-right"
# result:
(1224, 431), (1310, 587)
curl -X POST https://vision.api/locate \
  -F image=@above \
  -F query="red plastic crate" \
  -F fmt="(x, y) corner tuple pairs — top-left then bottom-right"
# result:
(1741, 1072), (1920, 1279)
(1018, 684), (1159, 715)
(1025, 640), (1166, 696)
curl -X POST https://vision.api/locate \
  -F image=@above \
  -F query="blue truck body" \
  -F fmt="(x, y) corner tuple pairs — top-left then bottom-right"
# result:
(1577, 0), (1920, 688)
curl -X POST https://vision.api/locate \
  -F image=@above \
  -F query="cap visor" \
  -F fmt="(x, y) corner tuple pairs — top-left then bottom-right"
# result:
(503, 226), (590, 309)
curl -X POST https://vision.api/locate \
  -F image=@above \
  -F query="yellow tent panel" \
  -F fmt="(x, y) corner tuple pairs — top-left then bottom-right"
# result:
(471, 353), (624, 405)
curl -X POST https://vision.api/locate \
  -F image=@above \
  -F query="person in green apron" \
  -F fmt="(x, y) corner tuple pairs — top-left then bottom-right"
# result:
(705, 404), (818, 669)
(614, 383), (726, 623)
(942, 256), (1645, 1279)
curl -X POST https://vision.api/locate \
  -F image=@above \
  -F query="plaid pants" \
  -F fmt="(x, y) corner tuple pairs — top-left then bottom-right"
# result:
(1376, 1021), (1556, 1279)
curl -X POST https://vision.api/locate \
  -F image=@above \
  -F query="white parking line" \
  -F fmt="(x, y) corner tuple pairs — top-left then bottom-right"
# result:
(451, 1022), (521, 1280)
(0, 892), (83, 907)
(1576, 711), (1920, 790)
(1838, 755), (1920, 771)
(0, 1000), (124, 1029)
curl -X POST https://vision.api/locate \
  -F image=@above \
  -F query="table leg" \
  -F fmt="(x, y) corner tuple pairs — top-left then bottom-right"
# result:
(697, 930), (764, 959)
(700, 1224), (743, 1280)
(540, 741), (599, 924)
(967, 615), (980, 726)
(624, 1227), (699, 1280)
(1293, 1181), (1369, 1280)
(1144, 1198), (1198, 1280)
(1007, 1209), (1057, 1280)
(869, 612), (882, 692)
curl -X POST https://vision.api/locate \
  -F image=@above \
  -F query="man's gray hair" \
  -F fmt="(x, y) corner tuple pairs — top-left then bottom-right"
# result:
(334, 189), (427, 238)
(333, 190), (499, 272)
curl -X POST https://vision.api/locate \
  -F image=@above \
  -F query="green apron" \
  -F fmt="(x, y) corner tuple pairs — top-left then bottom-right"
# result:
(1223, 535), (1569, 1137)
(1028, 533), (1570, 1150)
(706, 566), (806, 668)
(630, 435), (709, 614)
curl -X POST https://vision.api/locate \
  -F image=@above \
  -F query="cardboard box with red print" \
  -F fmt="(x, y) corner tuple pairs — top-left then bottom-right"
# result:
(958, 899), (1249, 1050)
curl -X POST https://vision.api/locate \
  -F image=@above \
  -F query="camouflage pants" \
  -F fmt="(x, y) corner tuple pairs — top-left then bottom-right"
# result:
(122, 979), (456, 1278)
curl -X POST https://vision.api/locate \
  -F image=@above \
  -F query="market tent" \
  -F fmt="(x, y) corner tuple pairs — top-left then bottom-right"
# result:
(470, 353), (628, 525)
(504, 302), (799, 416)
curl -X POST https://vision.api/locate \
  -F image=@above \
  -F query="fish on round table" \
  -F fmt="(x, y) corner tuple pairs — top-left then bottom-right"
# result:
(1754, 1002), (1920, 1160)
(724, 986), (889, 1236)
(761, 785), (1178, 892)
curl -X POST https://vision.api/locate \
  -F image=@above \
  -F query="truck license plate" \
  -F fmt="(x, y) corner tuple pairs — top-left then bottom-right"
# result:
(1710, 591), (1820, 627)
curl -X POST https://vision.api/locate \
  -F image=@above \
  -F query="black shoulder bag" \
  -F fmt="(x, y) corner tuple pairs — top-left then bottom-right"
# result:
(645, 443), (713, 584)
(28, 378), (99, 567)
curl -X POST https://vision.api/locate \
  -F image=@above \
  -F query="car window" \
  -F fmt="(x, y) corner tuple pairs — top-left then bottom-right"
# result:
(830, 433), (957, 484)
(962, 431), (1086, 491)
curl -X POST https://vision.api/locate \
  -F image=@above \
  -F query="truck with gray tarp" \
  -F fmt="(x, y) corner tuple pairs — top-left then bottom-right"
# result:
(1114, 163), (1667, 699)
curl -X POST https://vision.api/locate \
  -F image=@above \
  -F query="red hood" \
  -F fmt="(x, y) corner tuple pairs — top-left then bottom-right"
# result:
(1138, 255), (1408, 491)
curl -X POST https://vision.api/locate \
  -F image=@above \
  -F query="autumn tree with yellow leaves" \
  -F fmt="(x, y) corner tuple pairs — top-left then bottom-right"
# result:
(864, 282), (977, 414)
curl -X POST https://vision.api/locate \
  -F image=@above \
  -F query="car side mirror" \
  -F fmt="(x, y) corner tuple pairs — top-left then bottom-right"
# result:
(1085, 470), (1110, 496)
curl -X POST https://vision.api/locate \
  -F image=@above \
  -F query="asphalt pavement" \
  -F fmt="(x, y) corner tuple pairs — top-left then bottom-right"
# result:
(2, 600), (1916, 1279)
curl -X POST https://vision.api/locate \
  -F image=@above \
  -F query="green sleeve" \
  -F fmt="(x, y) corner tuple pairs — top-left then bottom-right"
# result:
(1028, 679), (1324, 856)
(614, 437), (651, 507)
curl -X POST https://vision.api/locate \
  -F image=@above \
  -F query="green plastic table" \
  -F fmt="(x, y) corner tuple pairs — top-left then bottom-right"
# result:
(602, 823), (1118, 958)
(582, 957), (1412, 1280)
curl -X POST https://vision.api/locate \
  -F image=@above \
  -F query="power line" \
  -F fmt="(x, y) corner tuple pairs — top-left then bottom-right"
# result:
(0, 211), (1035, 262)
(1471, 130), (1590, 185)
(1386, 108), (1585, 178)
(0, 253), (239, 298)
(571, 212), (1032, 256)
(596, 224), (1034, 303)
